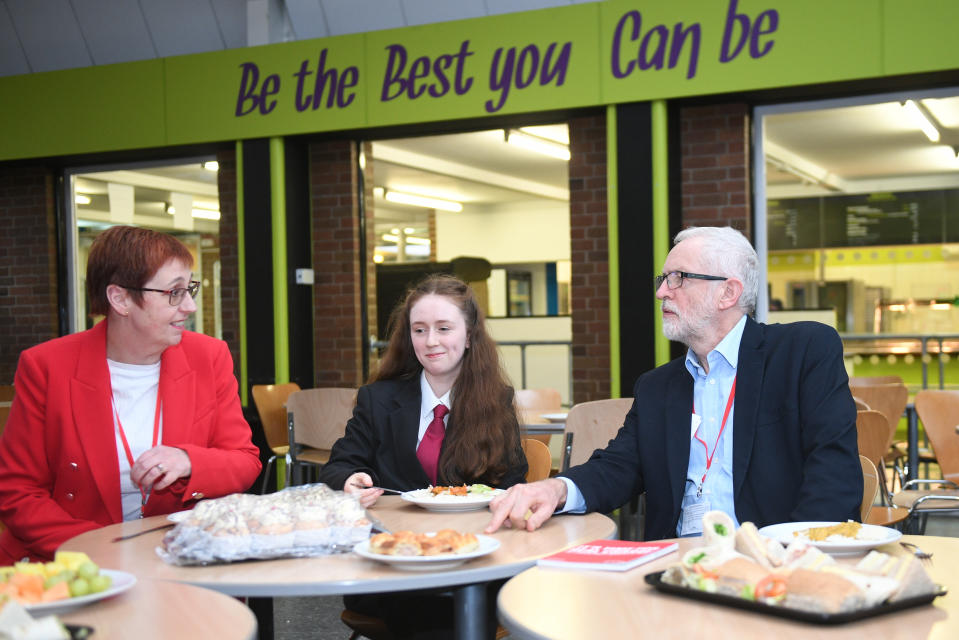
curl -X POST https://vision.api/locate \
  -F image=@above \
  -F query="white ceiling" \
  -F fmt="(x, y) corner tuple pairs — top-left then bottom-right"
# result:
(12, 1), (956, 238)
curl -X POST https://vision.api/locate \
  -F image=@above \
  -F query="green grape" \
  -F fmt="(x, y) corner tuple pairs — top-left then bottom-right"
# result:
(44, 574), (68, 590)
(69, 577), (91, 598)
(76, 561), (99, 581)
(88, 574), (112, 594)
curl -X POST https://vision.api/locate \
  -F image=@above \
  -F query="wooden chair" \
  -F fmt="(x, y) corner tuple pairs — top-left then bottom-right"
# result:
(849, 375), (904, 385)
(0, 384), (14, 438)
(251, 383), (301, 494)
(859, 455), (879, 521)
(562, 398), (632, 470)
(286, 387), (357, 485)
(514, 388), (563, 447)
(891, 390), (959, 533)
(856, 409), (895, 503)
(850, 381), (911, 484)
(853, 397), (870, 411)
(522, 438), (552, 482)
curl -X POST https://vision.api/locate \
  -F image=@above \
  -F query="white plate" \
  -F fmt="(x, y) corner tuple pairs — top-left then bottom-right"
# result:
(540, 412), (568, 423)
(354, 534), (500, 571)
(25, 569), (137, 617)
(167, 510), (191, 523)
(400, 488), (504, 512)
(758, 521), (902, 555)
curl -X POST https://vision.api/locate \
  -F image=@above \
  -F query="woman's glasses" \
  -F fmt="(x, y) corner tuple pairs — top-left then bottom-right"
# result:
(122, 280), (201, 306)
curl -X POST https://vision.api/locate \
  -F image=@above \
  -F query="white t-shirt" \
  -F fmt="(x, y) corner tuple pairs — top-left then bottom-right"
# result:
(108, 358), (163, 520)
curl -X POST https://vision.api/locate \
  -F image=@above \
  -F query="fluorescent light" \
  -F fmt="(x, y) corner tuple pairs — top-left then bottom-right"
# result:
(203, 161), (219, 171)
(167, 204), (221, 220)
(381, 233), (431, 246)
(383, 190), (463, 212)
(903, 100), (940, 143)
(505, 129), (571, 160)
(75, 194), (91, 205)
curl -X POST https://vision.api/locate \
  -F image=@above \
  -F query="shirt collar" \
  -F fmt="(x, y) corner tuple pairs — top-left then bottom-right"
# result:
(684, 314), (747, 376)
(419, 370), (452, 420)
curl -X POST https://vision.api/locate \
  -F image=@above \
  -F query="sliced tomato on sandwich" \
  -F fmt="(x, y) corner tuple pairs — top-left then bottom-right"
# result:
(755, 574), (787, 600)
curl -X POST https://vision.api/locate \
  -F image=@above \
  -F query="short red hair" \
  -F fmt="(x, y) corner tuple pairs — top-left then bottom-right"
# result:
(86, 226), (194, 316)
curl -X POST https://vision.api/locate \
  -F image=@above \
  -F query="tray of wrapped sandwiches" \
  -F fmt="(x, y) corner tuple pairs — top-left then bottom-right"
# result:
(646, 511), (945, 624)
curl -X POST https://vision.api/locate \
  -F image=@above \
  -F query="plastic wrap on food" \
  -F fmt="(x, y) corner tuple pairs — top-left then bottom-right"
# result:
(156, 483), (372, 565)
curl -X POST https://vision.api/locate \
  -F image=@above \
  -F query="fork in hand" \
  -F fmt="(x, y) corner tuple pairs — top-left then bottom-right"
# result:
(900, 541), (934, 564)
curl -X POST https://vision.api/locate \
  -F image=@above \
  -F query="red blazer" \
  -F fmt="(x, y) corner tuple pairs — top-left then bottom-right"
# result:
(0, 320), (262, 562)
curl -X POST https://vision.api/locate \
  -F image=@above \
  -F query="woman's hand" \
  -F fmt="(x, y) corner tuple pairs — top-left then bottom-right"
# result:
(131, 445), (192, 493)
(344, 472), (384, 508)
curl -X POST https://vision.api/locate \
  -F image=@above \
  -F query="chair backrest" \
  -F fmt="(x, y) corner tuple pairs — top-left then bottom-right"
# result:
(914, 390), (959, 483)
(514, 388), (562, 423)
(856, 409), (892, 467)
(563, 398), (633, 469)
(849, 375), (904, 386)
(286, 388), (357, 451)
(0, 385), (14, 438)
(859, 455), (879, 521)
(251, 383), (302, 451)
(853, 397), (870, 411)
(521, 438), (552, 482)
(848, 382), (909, 437)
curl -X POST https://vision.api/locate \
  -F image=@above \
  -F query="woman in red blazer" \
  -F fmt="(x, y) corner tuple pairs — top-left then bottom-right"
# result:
(0, 226), (261, 563)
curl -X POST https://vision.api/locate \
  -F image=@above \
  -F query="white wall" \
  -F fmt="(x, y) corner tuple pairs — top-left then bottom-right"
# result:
(487, 316), (572, 406)
(435, 200), (570, 263)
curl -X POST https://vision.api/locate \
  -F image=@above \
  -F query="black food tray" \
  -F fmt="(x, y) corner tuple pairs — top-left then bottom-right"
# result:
(644, 571), (946, 625)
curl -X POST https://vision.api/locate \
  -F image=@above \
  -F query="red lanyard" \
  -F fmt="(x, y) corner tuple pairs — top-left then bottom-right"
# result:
(692, 376), (736, 498)
(112, 394), (162, 513)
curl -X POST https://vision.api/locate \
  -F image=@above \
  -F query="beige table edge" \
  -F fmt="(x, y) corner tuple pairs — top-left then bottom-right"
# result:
(498, 535), (958, 640)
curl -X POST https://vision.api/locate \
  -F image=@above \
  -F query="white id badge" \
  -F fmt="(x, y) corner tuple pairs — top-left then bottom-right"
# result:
(680, 498), (710, 536)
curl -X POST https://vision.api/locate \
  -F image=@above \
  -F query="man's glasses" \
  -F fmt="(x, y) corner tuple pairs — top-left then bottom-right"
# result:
(122, 280), (201, 306)
(655, 271), (727, 290)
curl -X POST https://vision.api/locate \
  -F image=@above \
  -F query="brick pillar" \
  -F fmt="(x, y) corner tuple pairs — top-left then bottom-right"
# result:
(0, 166), (58, 384)
(679, 104), (751, 237)
(568, 114), (611, 403)
(310, 141), (376, 387)
(215, 149), (241, 379)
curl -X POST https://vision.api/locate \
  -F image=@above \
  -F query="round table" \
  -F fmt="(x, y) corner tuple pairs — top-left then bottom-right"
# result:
(62, 495), (616, 640)
(58, 579), (256, 639)
(498, 535), (959, 640)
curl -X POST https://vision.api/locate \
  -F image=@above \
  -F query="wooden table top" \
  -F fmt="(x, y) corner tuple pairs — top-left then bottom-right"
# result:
(58, 578), (256, 640)
(61, 495), (617, 597)
(498, 534), (958, 640)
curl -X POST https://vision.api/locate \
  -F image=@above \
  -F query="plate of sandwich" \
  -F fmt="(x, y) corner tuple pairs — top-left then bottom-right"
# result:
(758, 521), (901, 555)
(354, 530), (500, 570)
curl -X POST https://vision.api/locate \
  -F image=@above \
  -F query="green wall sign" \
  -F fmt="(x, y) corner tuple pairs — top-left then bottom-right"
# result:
(1, 0), (956, 161)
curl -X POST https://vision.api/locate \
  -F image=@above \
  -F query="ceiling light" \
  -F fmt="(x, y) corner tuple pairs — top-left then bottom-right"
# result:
(902, 100), (941, 143)
(519, 125), (569, 145)
(505, 129), (571, 160)
(75, 194), (91, 205)
(373, 254), (384, 263)
(383, 189), (463, 212)
(203, 161), (219, 171)
(403, 227), (415, 234)
(167, 204), (221, 220)
(381, 233), (431, 246)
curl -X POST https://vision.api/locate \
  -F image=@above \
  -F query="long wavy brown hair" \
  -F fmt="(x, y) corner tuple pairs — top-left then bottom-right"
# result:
(372, 274), (523, 485)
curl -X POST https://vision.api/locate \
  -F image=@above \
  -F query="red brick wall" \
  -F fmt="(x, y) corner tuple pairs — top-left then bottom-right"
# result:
(309, 140), (375, 387)
(568, 114), (611, 403)
(679, 103), (751, 237)
(0, 166), (58, 384)
(215, 149), (241, 379)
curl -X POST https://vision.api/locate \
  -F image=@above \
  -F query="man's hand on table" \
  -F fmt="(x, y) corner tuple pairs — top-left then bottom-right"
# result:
(485, 478), (567, 533)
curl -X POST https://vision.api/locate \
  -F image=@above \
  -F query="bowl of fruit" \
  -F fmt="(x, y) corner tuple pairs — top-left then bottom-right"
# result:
(0, 551), (136, 616)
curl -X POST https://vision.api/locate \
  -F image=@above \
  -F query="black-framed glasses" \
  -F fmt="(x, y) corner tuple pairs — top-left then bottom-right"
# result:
(655, 271), (727, 290)
(122, 280), (200, 306)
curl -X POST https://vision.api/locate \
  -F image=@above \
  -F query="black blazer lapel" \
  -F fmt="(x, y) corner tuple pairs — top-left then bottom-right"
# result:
(388, 377), (429, 484)
(733, 317), (765, 500)
(665, 363), (694, 522)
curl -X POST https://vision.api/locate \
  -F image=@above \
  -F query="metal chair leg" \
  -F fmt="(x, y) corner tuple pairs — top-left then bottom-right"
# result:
(260, 455), (276, 494)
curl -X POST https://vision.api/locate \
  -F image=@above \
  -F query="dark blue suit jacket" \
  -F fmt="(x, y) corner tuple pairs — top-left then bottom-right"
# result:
(319, 377), (527, 491)
(563, 317), (862, 540)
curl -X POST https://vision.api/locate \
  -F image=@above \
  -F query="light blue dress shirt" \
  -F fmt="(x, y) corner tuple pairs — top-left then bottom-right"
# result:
(677, 314), (746, 536)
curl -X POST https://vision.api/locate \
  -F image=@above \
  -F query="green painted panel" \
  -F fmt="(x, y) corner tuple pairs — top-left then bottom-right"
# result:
(164, 35), (368, 145)
(0, 61), (165, 158)
(599, 0), (882, 103)
(364, 5), (601, 126)
(883, 0), (959, 75)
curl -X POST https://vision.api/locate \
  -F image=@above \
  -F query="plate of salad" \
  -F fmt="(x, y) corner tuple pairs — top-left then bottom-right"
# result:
(400, 484), (504, 512)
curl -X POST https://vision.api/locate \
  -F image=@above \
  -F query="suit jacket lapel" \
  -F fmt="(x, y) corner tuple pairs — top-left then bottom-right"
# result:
(665, 363), (693, 518)
(71, 321), (123, 521)
(389, 377), (428, 484)
(733, 317), (764, 499)
(158, 342), (196, 446)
